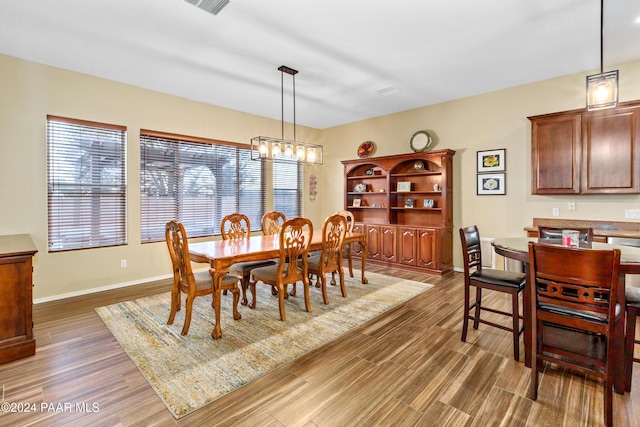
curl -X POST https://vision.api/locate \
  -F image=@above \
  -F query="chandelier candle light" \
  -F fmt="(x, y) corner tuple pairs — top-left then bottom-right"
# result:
(251, 66), (323, 165)
(586, 0), (619, 110)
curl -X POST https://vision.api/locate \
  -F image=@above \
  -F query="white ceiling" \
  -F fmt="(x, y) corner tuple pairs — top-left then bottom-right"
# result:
(1, 0), (639, 129)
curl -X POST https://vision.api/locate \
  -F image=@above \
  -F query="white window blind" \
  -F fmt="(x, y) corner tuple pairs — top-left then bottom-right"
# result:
(140, 131), (265, 243)
(46, 116), (127, 252)
(273, 160), (302, 219)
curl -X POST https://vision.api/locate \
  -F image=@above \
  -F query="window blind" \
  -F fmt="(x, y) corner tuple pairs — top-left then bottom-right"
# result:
(140, 131), (265, 243)
(273, 159), (302, 219)
(46, 116), (127, 252)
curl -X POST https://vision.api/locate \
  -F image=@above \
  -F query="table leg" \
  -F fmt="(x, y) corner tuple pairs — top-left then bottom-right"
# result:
(209, 267), (229, 340)
(524, 263), (532, 368)
(360, 236), (368, 284)
(613, 272), (626, 394)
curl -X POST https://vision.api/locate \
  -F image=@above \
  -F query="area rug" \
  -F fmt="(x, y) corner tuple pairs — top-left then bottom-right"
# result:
(95, 271), (433, 419)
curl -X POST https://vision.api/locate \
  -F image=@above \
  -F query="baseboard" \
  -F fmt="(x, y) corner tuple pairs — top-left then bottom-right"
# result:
(33, 272), (179, 305)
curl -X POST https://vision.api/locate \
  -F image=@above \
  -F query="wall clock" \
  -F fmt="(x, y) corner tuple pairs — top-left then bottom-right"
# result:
(410, 130), (432, 152)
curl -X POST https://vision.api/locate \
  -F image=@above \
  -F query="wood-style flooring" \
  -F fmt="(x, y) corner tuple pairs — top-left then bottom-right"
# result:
(1, 262), (639, 426)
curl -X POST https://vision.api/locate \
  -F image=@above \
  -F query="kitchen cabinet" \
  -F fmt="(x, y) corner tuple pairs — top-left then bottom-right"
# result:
(529, 101), (640, 195)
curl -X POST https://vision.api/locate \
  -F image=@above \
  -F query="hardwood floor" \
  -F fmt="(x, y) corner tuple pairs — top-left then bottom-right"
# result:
(1, 263), (638, 426)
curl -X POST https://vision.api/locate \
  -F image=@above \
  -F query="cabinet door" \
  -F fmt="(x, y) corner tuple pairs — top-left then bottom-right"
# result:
(397, 227), (417, 266)
(0, 256), (32, 345)
(531, 114), (581, 194)
(417, 228), (438, 269)
(381, 226), (396, 263)
(351, 223), (365, 256)
(581, 107), (640, 193)
(366, 225), (381, 260)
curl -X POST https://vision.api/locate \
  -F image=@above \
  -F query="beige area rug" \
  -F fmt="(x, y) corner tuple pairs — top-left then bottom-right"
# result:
(95, 270), (433, 419)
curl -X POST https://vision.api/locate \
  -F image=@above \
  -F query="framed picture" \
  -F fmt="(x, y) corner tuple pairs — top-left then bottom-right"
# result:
(397, 181), (411, 192)
(354, 183), (367, 193)
(353, 198), (362, 207)
(423, 199), (434, 208)
(405, 198), (414, 208)
(364, 168), (374, 176)
(477, 173), (506, 195)
(477, 149), (506, 173)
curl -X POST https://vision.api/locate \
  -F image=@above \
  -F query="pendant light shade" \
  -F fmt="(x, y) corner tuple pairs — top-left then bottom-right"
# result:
(586, 0), (619, 110)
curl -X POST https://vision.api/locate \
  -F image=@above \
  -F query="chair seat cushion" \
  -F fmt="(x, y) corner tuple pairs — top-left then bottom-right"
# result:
(626, 286), (640, 305)
(251, 263), (301, 283)
(470, 269), (525, 289)
(541, 323), (607, 362)
(539, 302), (622, 324)
(306, 255), (321, 271)
(193, 270), (238, 290)
(230, 260), (275, 275)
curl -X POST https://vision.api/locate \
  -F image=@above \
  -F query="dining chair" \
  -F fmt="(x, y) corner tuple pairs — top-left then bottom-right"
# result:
(261, 211), (286, 236)
(624, 287), (640, 392)
(249, 217), (313, 321)
(537, 226), (594, 243)
(306, 213), (348, 304)
(335, 210), (355, 279)
(528, 242), (621, 427)
(221, 213), (275, 307)
(459, 225), (525, 361)
(165, 220), (240, 335)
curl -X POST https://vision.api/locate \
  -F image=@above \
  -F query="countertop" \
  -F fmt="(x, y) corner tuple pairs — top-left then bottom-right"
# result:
(524, 218), (640, 239)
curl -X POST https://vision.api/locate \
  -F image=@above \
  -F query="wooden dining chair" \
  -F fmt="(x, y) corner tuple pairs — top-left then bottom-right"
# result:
(537, 226), (594, 243)
(306, 213), (348, 304)
(165, 220), (240, 335)
(261, 211), (286, 236)
(624, 287), (640, 392)
(528, 242), (621, 427)
(249, 217), (313, 321)
(335, 210), (355, 279)
(460, 225), (526, 361)
(221, 213), (275, 307)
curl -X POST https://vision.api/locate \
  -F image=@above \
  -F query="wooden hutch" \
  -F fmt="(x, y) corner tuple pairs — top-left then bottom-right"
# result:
(342, 149), (455, 276)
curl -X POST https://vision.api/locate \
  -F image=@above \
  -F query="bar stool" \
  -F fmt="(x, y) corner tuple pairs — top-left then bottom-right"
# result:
(625, 287), (640, 392)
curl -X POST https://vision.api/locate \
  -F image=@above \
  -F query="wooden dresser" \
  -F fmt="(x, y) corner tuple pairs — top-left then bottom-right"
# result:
(0, 234), (37, 364)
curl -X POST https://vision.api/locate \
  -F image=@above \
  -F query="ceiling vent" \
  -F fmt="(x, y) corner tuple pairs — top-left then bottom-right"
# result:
(184, 0), (230, 16)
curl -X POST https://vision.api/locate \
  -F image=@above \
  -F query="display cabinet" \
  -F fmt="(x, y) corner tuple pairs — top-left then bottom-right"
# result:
(342, 150), (455, 275)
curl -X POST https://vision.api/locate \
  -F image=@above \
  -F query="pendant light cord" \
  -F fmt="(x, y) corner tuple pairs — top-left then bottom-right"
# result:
(599, 0), (604, 74)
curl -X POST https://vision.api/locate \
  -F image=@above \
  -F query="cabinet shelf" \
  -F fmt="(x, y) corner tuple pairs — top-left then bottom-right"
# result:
(347, 175), (387, 180)
(392, 191), (441, 195)
(349, 206), (386, 209)
(391, 171), (441, 178)
(391, 207), (442, 211)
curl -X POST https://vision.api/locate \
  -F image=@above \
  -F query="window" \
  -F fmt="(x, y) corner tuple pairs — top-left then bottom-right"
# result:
(46, 116), (127, 252)
(273, 160), (302, 219)
(140, 131), (265, 243)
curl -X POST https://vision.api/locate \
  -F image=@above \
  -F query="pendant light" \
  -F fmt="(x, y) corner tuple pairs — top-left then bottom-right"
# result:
(586, 0), (618, 110)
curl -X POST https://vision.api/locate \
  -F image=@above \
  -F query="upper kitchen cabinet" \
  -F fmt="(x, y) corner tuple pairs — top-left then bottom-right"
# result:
(529, 101), (640, 195)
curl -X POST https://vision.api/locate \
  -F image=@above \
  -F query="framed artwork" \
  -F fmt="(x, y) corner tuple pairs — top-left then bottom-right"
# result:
(353, 198), (362, 207)
(354, 183), (367, 193)
(477, 173), (506, 195)
(397, 181), (411, 192)
(423, 199), (434, 208)
(477, 149), (506, 173)
(404, 198), (414, 208)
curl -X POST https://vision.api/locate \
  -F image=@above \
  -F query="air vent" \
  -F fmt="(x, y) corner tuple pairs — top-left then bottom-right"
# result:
(185, 0), (230, 16)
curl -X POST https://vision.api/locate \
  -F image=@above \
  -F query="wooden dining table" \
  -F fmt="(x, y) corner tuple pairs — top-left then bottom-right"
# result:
(492, 237), (640, 392)
(189, 231), (368, 339)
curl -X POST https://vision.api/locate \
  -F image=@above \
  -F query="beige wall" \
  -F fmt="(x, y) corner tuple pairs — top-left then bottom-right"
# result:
(320, 60), (640, 269)
(2, 52), (640, 300)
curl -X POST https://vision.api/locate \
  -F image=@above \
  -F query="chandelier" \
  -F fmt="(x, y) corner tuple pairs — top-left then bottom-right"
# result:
(251, 66), (323, 165)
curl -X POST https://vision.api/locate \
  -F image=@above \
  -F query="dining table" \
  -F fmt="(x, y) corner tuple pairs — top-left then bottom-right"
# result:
(491, 237), (640, 392)
(189, 231), (368, 339)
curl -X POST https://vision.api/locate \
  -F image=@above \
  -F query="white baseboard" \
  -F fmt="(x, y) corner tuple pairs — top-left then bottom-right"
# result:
(33, 272), (175, 305)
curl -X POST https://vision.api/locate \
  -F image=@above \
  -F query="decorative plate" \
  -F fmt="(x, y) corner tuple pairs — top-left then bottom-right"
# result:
(413, 161), (424, 171)
(410, 130), (432, 152)
(357, 141), (376, 158)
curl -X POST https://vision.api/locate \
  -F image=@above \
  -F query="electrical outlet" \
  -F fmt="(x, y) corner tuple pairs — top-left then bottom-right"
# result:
(552, 208), (560, 217)
(568, 201), (576, 211)
(120, 259), (127, 268)
(625, 209), (640, 219)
